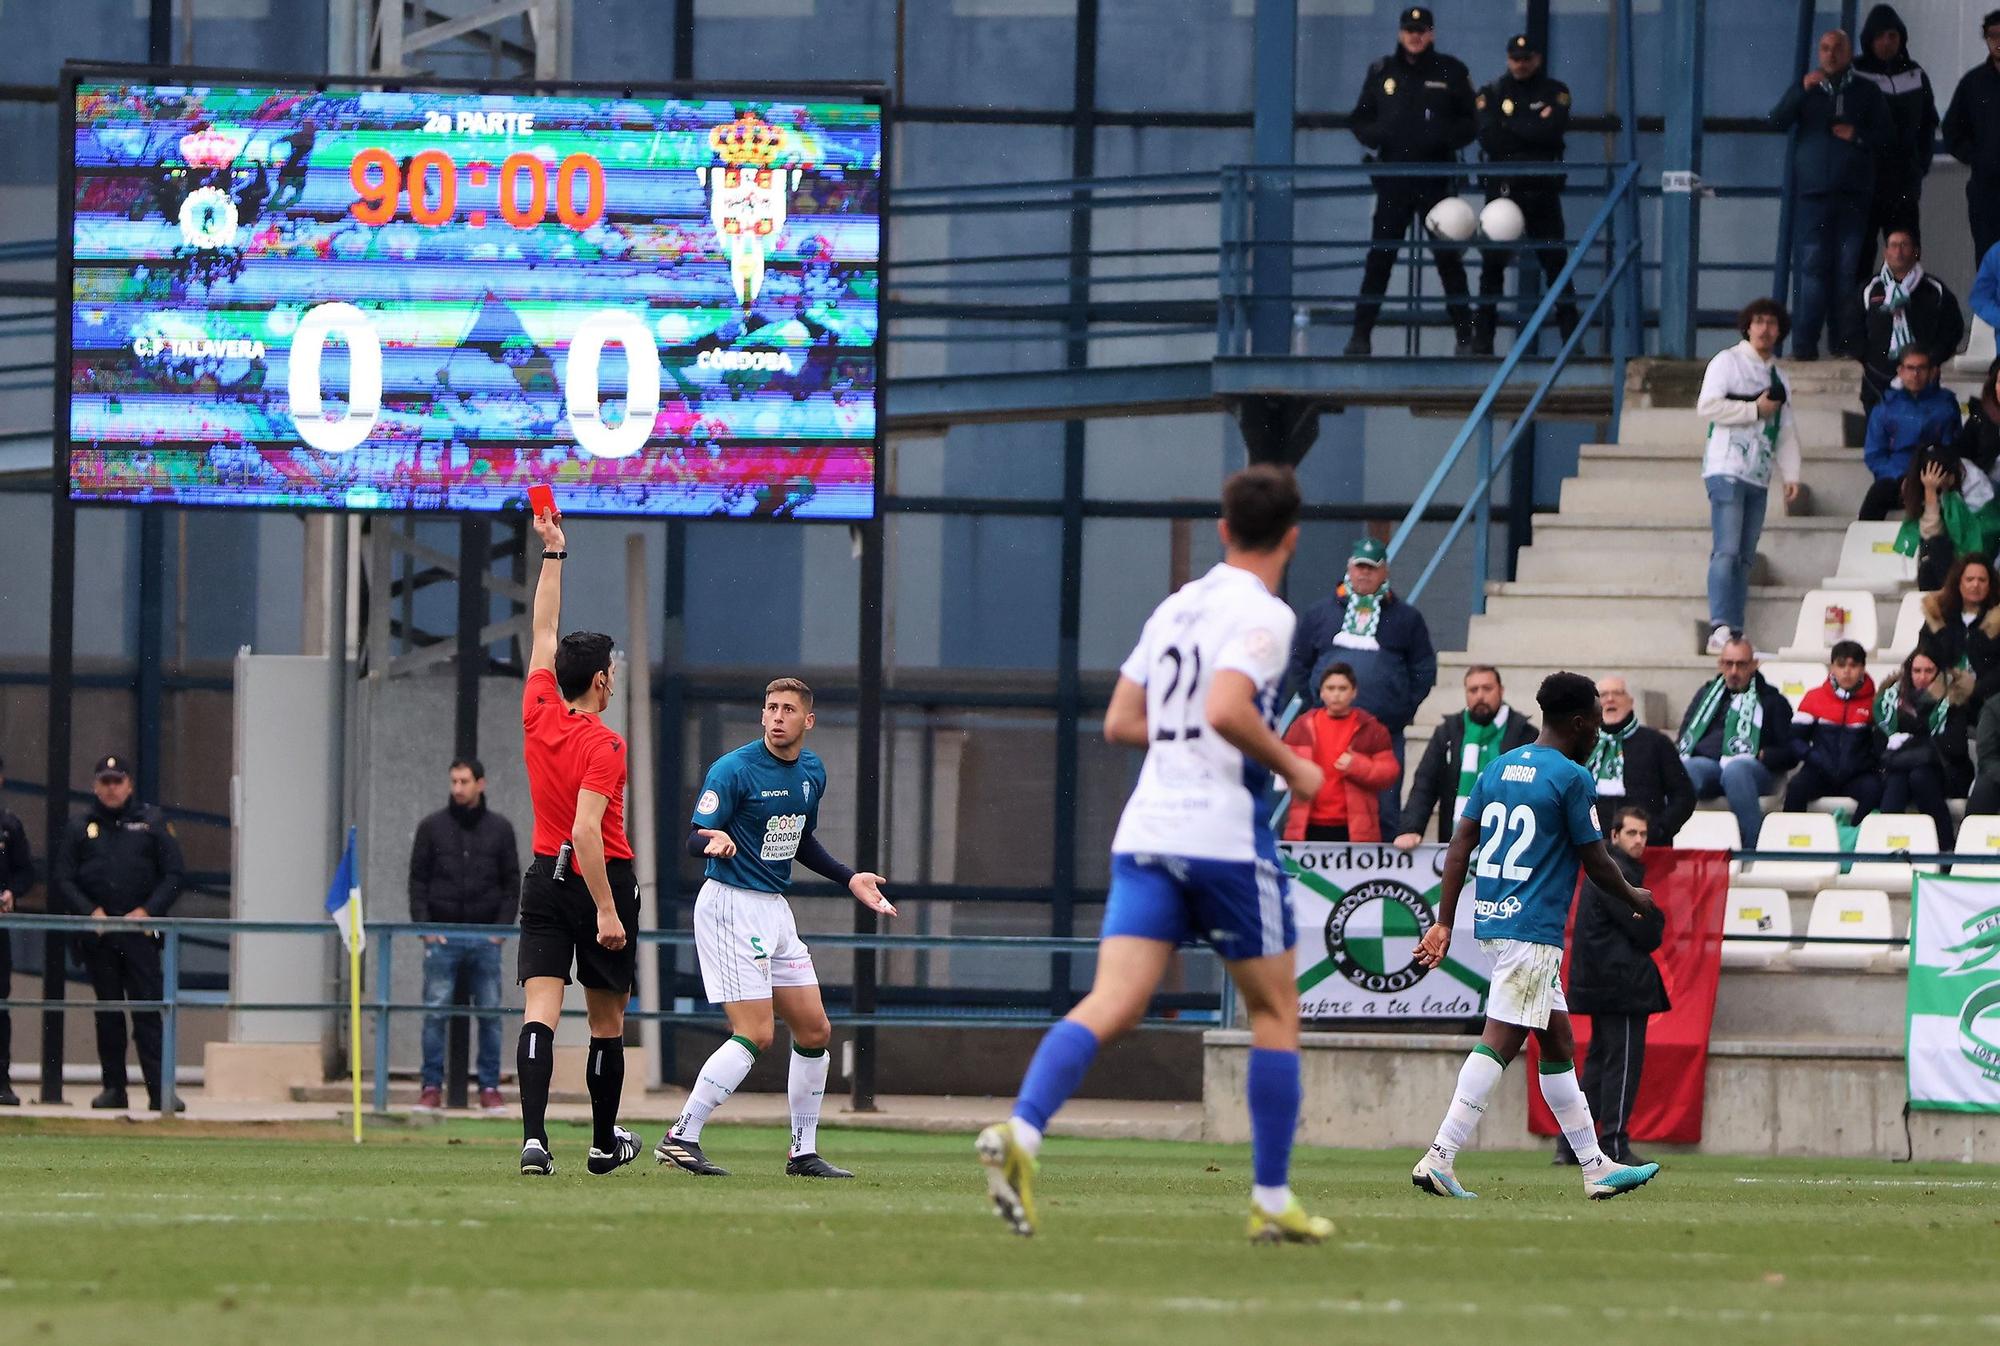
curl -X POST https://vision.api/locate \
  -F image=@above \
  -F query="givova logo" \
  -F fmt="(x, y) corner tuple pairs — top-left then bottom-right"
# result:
(1323, 878), (1435, 994)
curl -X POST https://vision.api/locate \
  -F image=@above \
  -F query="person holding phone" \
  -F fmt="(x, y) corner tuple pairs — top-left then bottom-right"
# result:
(511, 496), (642, 1178)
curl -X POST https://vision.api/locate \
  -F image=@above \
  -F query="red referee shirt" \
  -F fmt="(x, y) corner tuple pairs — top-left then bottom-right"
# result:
(521, 666), (633, 860)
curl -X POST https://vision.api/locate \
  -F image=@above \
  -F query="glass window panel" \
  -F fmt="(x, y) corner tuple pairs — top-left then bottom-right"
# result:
(1095, 1), (1252, 113)
(1084, 412), (1230, 501)
(888, 511), (1061, 670)
(691, 0), (892, 82)
(904, 1), (1079, 109)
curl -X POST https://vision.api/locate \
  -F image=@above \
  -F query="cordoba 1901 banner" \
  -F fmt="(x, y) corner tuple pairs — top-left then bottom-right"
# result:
(1281, 841), (1495, 1020)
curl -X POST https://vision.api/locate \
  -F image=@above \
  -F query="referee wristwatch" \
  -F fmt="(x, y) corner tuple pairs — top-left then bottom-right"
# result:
(542, 550), (567, 560)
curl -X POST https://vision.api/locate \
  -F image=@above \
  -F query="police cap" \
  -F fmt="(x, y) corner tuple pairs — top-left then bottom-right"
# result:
(1399, 7), (1434, 32)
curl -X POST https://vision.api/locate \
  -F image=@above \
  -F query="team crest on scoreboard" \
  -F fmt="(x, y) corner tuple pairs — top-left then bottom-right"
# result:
(697, 112), (807, 307)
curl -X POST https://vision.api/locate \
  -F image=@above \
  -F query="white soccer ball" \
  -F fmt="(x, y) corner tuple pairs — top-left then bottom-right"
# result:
(1480, 197), (1527, 242)
(1424, 195), (1479, 243)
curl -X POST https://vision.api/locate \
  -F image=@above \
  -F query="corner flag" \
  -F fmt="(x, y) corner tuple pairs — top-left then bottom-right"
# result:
(325, 826), (364, 953)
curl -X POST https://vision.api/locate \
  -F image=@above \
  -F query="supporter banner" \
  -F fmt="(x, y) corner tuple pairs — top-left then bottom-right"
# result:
(1527, 849), (1729, 1145)
(1908, 875), (2000, 1113)
(1282, 842), (1493, 1020)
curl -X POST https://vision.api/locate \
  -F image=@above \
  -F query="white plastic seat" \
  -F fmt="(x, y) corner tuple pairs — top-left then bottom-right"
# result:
(1722, 886), (1794, 968)
(1838, 812), (1939, 890)
(1876, 589), (1927, 663)
(1673, 810), (1742, 874)
(1954, 813), (2000, 857)
(1790, 888), (1894, 969)
(1745, 811), (1841, 892)
(1756, 660), (1824, 711)
(1804, 795), (1857, 816)
(1776, 590), (1880, 661)
(1825, 522), (1914, 592)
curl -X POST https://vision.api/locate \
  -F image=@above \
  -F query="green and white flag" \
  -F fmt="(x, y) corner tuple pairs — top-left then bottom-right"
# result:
(1907, 875), (2000, 1113)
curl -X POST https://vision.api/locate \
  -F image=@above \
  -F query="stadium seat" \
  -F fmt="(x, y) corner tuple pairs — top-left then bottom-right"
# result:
(1837, 813), (1939, 890)
(1674, 810), (1742, 874)
(1790, 888), (1894, 970)
(1954, 813), (2000, 858)
(1804, 795), (1857, 816)
(1776, 590), (1879, 661)
(1824, 522), (1914, 592)
(1757, 660), (1823, 711)
(1745, 812), (1840, 891)
(1876, 589), (1927, 664)
(1722, 886), (1794, 968)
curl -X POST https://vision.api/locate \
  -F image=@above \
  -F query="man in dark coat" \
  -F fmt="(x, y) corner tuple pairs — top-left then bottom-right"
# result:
(1472, 33), (1577, 353)
(1286, 538), (1438, 823)
(1771, 28), (1897, 360)
(1345, 6), (1479, 355)
(55, 754), (184, 1112)
(1587, 676), (1695, 844)
(1557, 805), (1668, 1167)
(1943, 11), (2000, 264)
(1678, 639), (1803, 851)
(1851, 229), (1964, 411)
(408, 758), (521, 1113)
(1853, 5), (1938, 270)
(1391, 665), (1537, 847)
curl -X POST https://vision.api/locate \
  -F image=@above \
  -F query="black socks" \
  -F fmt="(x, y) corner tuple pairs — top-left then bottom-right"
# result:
(587, 1035), (625, 1152)
(517, 1021), (555, 1145)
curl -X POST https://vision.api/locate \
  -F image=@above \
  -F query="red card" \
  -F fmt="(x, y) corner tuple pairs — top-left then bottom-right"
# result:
(527, 483), (556, 518)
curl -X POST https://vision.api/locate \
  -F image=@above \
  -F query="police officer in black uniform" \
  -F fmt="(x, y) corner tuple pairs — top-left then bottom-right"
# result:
(55, 754), (183, 1111)
(1347, 6), (1479, 356)
(0, 754), (34, 1107)
(1473, 33), (1579, 355)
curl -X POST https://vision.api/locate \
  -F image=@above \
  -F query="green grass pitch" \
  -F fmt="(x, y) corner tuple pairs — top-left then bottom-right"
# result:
(2, 1118), (1996, 1346)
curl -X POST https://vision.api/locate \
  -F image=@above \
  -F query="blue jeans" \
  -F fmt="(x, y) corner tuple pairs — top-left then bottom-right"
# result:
(420, 937), (503, 1090)
(1705, 474), (1767, 635)
(1792, 192), (1869, 355)
(1377, 728), (1407, 832)
(1682, 754), (1777, 854)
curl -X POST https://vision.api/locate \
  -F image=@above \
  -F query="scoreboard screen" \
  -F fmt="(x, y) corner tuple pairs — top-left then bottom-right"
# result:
(64, 75), (882, 518)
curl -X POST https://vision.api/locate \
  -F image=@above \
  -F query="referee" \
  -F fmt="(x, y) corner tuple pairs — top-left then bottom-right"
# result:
(512, 505), (641, 1178)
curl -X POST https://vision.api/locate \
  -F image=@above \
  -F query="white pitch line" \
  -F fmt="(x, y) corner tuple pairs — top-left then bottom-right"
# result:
(1731, 1176), (2000, 1190)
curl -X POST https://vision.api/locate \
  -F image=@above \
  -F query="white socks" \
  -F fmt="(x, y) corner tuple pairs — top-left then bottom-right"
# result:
(1535, 1064), (1608, 1168)
(1251, 1184), (1292, 1217)
(788, 1045), (829, 1158)
(672, 1034), (758, 1142)
(1430, 1047), (1506, 1162)
(1008, 1116), (1044, 1157)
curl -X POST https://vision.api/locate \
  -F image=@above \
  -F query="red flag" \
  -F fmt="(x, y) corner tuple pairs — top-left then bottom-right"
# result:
(1527, 848), (1729, 1144)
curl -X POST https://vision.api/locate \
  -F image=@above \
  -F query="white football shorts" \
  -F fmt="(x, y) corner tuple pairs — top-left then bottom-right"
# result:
(693, 878), (818, 1004)
(1479, 937), (1567, 1029)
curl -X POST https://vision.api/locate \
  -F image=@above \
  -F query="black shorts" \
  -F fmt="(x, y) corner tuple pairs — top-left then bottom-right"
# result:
(516, 854), (640, 992)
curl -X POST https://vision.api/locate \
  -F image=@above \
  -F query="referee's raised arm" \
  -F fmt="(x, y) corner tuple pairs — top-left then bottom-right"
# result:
(529, 509), (566, 675)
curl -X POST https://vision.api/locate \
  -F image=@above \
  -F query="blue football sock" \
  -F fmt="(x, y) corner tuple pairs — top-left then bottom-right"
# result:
(1247, 1047), (1302, 1189)
(1012, 1018), (1100, 1132)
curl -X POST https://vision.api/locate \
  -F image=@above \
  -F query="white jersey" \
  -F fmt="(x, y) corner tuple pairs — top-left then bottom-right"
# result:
(1110, 562), (1296, 863)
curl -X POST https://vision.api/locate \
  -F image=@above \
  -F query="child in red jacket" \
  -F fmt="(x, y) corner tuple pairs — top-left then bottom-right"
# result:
(1282, 663), (1402, 842)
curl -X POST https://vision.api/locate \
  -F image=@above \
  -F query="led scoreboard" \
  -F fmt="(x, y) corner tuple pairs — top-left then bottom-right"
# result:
(63, 72), (883, 518)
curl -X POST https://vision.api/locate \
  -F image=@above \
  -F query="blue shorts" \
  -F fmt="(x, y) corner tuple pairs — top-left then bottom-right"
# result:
(1101, 852), (1295, 962)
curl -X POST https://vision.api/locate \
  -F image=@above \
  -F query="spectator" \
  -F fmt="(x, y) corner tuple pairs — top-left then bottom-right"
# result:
(1894, 446), (1998, 591)
(1943, 11), (2000, 264)
(1286, 537), (1437, 823)
(1853, 7), (1939, 270)
(1861, 347), (1961, 519)
(1555, 805), (1667, 1169)
(1782, 640), (1883, 818)
(1771, 29), (1895, 360)
(1391, 665), (1536, 848)
(1853, 229), (1964, 411)
(1956, 356), (2000, 474)
(54, 754), (183, 1113)
(1965, 692), (2000, 814)
(0, 754), (32, 1107)
(1677, 639), (1801, 852)
(1345, 6), (1478, 356)
(1281, 663), (1401, 842)
(1873, 648), (1973, 847)
(1471, 33), (1577, 354)
(1587, 676), (1695, 844)
(1697, 299), (1804, 653)
(1917, 553), (2000, 712)
(408, 757), (521, 1115)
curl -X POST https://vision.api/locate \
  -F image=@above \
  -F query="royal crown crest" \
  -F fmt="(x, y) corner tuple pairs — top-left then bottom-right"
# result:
(708, 113), (789, 168)
(179, 125), (247, 170)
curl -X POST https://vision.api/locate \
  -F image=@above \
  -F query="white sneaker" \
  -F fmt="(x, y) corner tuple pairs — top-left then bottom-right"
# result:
(1410, 1154), (1477, 1199)
(1705, 625), (1732, 655)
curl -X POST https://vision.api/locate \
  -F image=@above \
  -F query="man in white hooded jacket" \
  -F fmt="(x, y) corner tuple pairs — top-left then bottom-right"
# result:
(1696, 298), (1805, 654)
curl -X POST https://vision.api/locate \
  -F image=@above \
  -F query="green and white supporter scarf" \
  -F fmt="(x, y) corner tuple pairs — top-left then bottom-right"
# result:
(1874, 678), (1950, 737)
(1880, 262), (1922, 361)
(1454, 708), (1507, 820)
(1588, 715), (1640, 796)
(1676, 677), (1763, 758)
(1333, 588), (1387, 651)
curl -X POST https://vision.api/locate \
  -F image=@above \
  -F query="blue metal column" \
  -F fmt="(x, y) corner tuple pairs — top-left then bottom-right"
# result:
(1614, 0), (1642, 374)
(1472, 415), (1493, 615)
(1772, 0), (1816, 312)
(1659, 0), (1706, 358)
(135, 511), (165, 805)
(159, 929), (179, 1114)
(372, 936), (393, 1115)
(1249, 0), (1298, 356)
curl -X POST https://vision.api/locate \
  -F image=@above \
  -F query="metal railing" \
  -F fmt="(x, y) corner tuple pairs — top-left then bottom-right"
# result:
(0, 913), (1226, 1114)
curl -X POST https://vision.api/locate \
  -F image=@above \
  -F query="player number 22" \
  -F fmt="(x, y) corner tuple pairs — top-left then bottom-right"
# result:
(1474, 801), (1535, 882)
(1152, 644), (1203, 741)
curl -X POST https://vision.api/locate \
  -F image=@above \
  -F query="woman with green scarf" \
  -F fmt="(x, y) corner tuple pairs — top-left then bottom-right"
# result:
(1893, 446), (2000, 590)
(1872, 648), (1972, 847)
